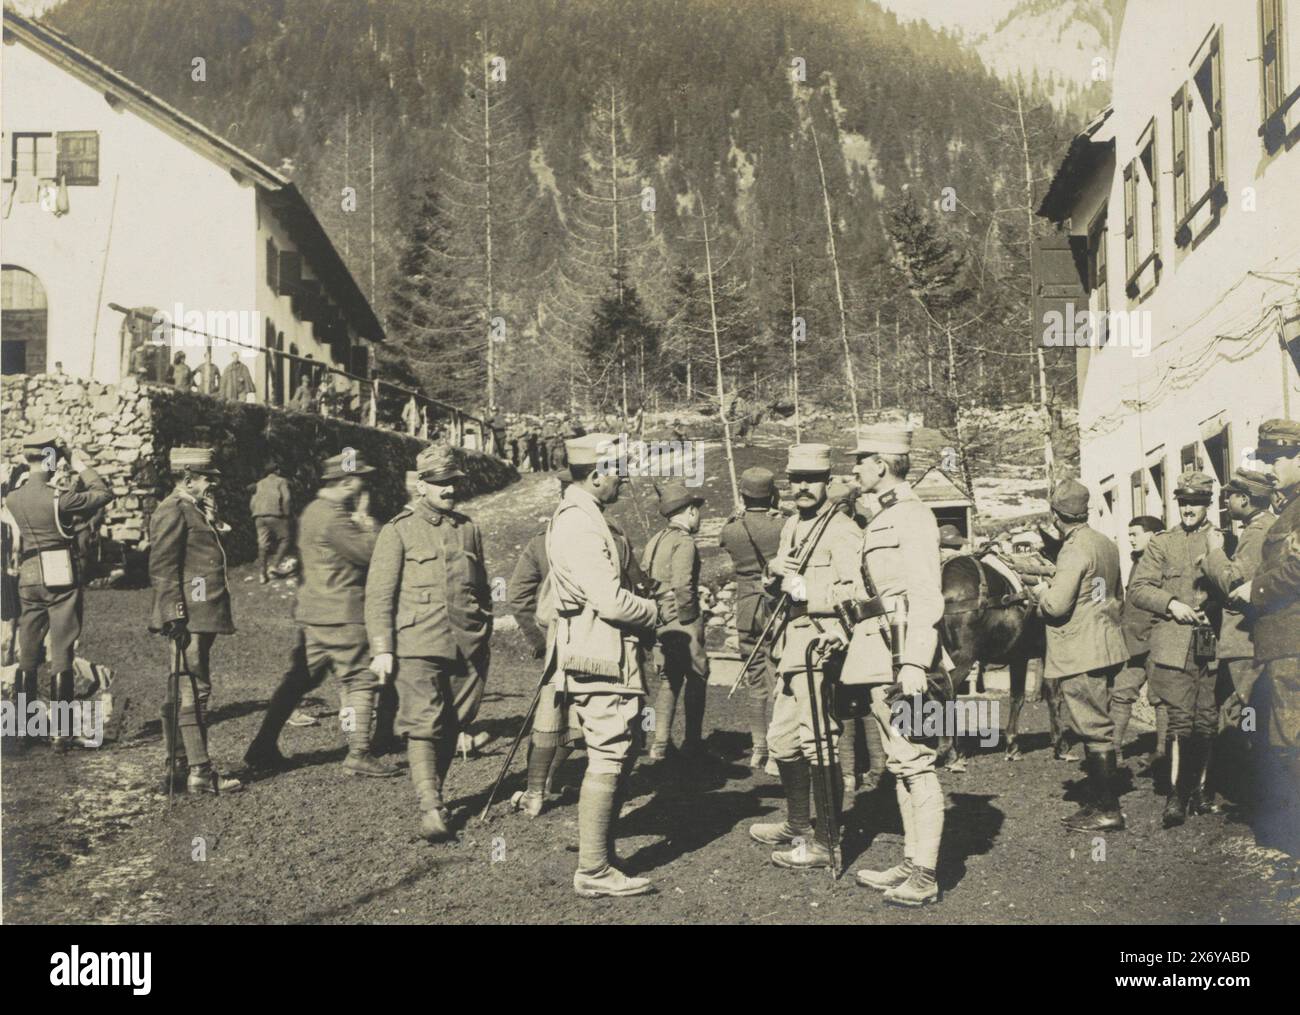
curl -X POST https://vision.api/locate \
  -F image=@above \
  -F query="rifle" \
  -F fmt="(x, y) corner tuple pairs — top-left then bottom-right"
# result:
(727, 504), (839, 699)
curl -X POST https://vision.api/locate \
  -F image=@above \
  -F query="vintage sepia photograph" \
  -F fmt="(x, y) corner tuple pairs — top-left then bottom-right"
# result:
(0, 0), (1296, 949)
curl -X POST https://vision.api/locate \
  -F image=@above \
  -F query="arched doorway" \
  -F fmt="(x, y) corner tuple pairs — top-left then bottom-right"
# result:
(1, 265), (48, 375)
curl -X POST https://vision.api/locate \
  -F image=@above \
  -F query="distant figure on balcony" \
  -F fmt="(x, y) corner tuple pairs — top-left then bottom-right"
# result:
(218, 355), (256, 403)
(194, 359), (221, 396)
(170, 351), (192, 390)
(291, 373), (320, 414)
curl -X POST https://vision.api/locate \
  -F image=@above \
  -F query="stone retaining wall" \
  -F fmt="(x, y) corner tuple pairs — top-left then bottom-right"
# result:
(1, 372), (517, 567)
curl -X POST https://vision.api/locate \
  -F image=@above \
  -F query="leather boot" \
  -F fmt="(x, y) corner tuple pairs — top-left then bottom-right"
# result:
(343, 688), (399, 777)
(839, 721), (858, 796)
(856, 858), (914, 892)
(1163, 736), (1203, 829)
(49, 670), (75, 750)
(751, 758), (813, 845)
(1190, 738), (1223, 814)
(187, 764), (244, 794)
(1065, 750), (1125, 831)
(244, 674), (305, 771)
(773, 764), (836, 869)
(883, 865), (940, 907)
(408, 738), (453, 841)
(8, 670), (37, 751)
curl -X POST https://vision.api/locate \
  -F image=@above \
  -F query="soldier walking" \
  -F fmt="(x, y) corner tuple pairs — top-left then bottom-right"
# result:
(6, 430), (114, 749)
(748, 444), (865, 873)
(249, 462), (292, 583)
(1239, 420), (1300, 856)
(1031, 479), (1129, 832)
(1112, 516), (1169, 776)
(149, 447), (241, 793)
(719, 467), (785, 771)
(1128, 472), (1223, 828)
(1200, 468), (1276, 810)
(643, 481), (710, 762)
(545, 433), (661, 897)
(839, 426), (948, 906)
(365, 445), (493, 841)
(245, 452), (397, 778)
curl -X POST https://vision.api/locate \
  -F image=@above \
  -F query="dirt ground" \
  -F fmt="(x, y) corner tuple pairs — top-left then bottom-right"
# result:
(3, 460), (1298, 925)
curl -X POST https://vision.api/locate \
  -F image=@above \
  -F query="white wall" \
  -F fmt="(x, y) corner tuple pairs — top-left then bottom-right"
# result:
(1075, 0), (1300, 563)
(1, 40), (258, 385)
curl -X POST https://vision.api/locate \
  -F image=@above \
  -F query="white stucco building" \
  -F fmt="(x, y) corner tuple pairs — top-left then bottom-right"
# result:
(1, 9), (383, 402)
(1036, 0), (1300, 568)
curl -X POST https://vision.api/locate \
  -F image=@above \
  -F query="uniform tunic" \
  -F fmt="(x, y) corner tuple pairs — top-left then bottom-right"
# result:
(719, 507), (784, 697)
(642, 523), (709, 679)
(1203, 508), (1273, 705)
(1250, 482), (1300, 748)
(1129, 520), (1221, 739)
(1036, 523), (1127, 747)
(8, 466), (114, 672)
(365, 500), (492, 740)
(148, 489), (235, 635)
(1113, 548), (1163, 708)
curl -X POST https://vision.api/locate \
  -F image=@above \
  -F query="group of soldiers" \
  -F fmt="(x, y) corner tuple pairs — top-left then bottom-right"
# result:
(5, 412), (1298, 901)
(485, 411), (581, 473)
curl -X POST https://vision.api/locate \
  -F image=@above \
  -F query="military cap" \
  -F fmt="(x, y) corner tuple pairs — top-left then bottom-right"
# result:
(1225, 467), (1275, 499)
(1174, 470), (1215, 504)
(566, 432), (619, 468)
(938, 524), (966, 548)
(1050, 478), (1089, 519)
(855, 423), (913, 456)
(322, 450), (375, 481)
(169, 446), (220, 475)
(740, 466), (776, 499)
(787, 443), (832, 474)
(657, 481), (705, 518)
(416, 443), (464, 483)
(1256, 418), (1300, 459)
(22, 428), (62, 450)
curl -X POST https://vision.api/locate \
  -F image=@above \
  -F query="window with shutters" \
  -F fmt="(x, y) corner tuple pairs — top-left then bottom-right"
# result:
(1260, 0), (1300, 152)
(266, 238), (279, 291)
(1087, 208), (1109, 345)
(56, 131), (98, 185)
(1124, 120), (1160, 299)
(1172, 27), (1227, 246)
(1130, 469), (1146, 520)
(8, 133), (55, 179)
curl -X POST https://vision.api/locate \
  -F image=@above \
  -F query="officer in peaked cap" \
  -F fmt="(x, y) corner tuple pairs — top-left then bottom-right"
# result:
(1199, 467), (1276, 810)
(246, 451), (399, 779)
(749, 443), (866, 873)
(1242, 419), (1300, 854)
(642, 481), (710, 762)
(1033, 477), (1129, 834)
(149, 446), (241, 793)
(6, 429), (115, 750)
(545, 431), (661, 897)
(720, 467), (786, 770)
(365, 444), (492, 841)
(1128, 469), (1224, 828)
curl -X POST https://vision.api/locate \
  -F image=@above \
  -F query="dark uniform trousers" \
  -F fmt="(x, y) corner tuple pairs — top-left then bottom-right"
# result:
(393, 646), (489, 742)
(166, 632), (217, 767)
(255, 517), (291, 575)
(279, 623), (379, 710)
(1149, 646), (1218, 741)
(17, 584), (82, 674)
(1060, 665), (1125, 747)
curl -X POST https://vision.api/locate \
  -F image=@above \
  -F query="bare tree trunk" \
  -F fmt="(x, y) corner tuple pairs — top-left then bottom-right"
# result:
(874, 308), (882, 411)
(481, 29), (497, 411)
(809, 118), (860, 427)
(703, 209), (741, 510)
(368, 111), (376, 303)
(791, 265), (801, 443)
(609, 86), (628, 422)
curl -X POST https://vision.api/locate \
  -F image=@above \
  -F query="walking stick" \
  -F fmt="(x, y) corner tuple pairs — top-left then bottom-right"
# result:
(167, 638), (184, 808)
(727, 505), (838, 699)
(805, 640), (841, 881)
(478, 663), (552, 823)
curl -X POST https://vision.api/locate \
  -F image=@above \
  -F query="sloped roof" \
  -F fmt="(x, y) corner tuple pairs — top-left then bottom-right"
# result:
(3, 8), (384, 342)
(913, 465), (973, 505)
(1036, 105), (1115, 225)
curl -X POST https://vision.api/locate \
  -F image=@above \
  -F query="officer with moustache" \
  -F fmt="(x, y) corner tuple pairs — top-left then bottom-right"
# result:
(838, 426), (948, 906)
(366, 444), (493, 841)
(1128, 472), (1223, 828)
(719, 467), (786, 771)
(748, 444), (865, 873)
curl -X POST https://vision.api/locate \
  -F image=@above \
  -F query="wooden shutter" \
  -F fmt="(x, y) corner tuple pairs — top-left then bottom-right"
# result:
(266, 238), (278, 291)
(1171, 86), (1189, 225)
(1122, 161), (1137, 279)
(1146, 125), (1160, 260)
(1209, 30), (1225, 185)
(1261, 0), (1283, 119)
(277, 251), (301, 296)
(55, 131), (98, 185)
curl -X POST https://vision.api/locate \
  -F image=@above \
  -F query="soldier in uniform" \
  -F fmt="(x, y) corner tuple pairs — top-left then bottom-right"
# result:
(1128, 472), (1223, 828)
(835, 426), (947, 906)
(1112, 516), (1169, 775)
(249, 462), (293, 583)
(546, 433), (661, 897)
(149, 447), (241, 793)
(748, 444), (866, 873)
(365, 444), (493, 841)
(245, 452), (397, 778)
(6, 430), (115, 748)
(643, 481), (710, 761)
(719, 467), (785, 770)
(1240, 419), (1300, 855)
(1031, 479), (1129, 832)
(1200, 468), (1276, 810)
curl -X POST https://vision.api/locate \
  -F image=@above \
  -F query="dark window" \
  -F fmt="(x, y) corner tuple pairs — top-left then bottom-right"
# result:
(9, 133), (55, 179)
(1180, 442), (1204, 473)
(1149, 457), (1167, 525)
(1130, 469), (1145, 519)
(266, 238), (279, 291)
(1, 266), (48, 376)
(56, 131), (99, 185)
